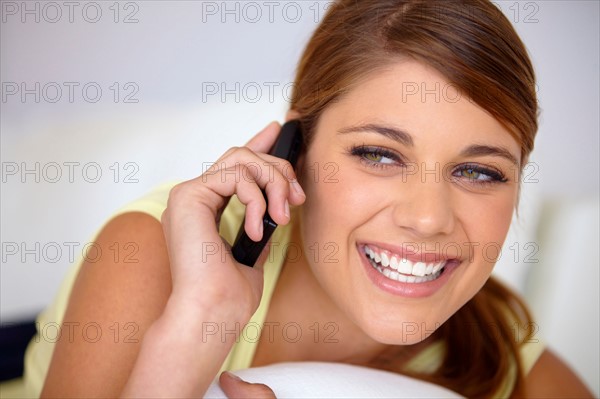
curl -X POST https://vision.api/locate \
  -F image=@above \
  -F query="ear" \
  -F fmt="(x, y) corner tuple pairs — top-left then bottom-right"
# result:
(285, 109), (301, 122)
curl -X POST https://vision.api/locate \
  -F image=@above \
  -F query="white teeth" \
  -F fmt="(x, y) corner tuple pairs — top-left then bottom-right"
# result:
(363, 244), (447, 283)
(381, 252), (390, 267)
(413, 262), (426, 277)
(398, 258), (412, 275)
(425, 263), (433, 275)
(395, 272), (408, 283)
(390, 256), (399, 270)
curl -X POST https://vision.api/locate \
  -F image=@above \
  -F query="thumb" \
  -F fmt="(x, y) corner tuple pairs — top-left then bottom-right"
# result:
(219, 371), (276, 399)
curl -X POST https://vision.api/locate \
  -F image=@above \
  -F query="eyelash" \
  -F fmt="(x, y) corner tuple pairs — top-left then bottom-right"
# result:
(348, 145), (508, 186)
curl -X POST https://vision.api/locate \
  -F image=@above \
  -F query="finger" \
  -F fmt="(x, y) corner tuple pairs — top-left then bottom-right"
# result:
(178, 145), (305, 249)
(217, 147), (306, 207)
(210, 144), (306, 207)
(249, 152), (306, 206)
(232, 177), (268, 243)
(213, 162), (289, 232)
(199, 150), (293, 227)
(244, 121), (281, 153)
(219, 371), (277, 399)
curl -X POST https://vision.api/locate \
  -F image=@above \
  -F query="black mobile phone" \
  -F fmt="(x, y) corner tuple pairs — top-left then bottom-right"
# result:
(231, 120), (303, 267)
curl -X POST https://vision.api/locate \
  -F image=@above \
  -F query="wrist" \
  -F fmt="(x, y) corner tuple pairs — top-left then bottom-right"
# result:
(159, 293), (253, 333)
(124, 298), (245, 398)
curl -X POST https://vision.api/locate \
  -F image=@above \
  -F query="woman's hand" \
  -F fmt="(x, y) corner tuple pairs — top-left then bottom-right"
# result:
(160, 120), (306, 322)
(120, 121), (305, 398)
(219, 371), (277, 399)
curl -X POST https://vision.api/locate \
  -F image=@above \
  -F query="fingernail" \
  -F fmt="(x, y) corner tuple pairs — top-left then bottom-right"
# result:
(284, 199), (290, 218)
(224, 371), (242, 381)
(291, 179), (306, 197)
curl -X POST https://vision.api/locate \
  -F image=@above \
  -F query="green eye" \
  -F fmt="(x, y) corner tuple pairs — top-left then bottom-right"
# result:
(364, 152), (383, 162)
(461, 168), (481, 180)
(360, 150), (395, 164)
(348, 145), (401, 170)
(453, 164), (507, 185)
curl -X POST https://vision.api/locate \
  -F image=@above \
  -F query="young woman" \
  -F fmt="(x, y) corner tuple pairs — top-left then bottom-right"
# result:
(36, 0), (592, 397)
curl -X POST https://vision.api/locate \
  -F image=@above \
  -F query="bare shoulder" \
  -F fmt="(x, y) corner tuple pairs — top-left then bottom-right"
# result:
(524, 348), (594, 398)
(65, 211), (172, 314)
(41, 211), (172, 398)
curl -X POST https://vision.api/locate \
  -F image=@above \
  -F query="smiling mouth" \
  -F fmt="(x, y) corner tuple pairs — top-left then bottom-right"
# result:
(362, 244), (448, 284)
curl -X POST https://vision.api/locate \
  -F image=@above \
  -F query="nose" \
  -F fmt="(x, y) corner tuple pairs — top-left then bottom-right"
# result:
(392, 173), (456, 239)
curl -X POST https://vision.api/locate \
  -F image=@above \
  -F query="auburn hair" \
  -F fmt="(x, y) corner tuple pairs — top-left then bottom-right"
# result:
(289, 0), (538, 397)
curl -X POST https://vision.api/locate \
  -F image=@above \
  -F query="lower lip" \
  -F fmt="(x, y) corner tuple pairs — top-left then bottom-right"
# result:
(357, 244), (460, 298)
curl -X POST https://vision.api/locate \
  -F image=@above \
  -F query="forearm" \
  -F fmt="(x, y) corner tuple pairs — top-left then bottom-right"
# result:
(120, 298), (247, 398)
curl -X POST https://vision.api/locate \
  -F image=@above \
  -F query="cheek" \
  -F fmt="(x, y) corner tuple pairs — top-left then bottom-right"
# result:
(299, 157), (380, 246)
(466, 193), (516, 263)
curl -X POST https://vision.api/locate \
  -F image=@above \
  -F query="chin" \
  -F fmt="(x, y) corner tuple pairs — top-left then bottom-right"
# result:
(352, 306), (449, 346)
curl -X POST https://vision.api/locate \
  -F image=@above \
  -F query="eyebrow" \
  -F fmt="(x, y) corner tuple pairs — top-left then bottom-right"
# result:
(460, 145), (520, 167)
(337, 123), (414, 147)
(337, 123), (519, 167)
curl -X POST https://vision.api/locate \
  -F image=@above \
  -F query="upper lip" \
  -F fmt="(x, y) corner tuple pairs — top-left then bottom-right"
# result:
(359, 241), (460, 264)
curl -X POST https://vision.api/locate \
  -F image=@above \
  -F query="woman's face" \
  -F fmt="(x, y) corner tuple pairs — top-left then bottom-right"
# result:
(297, 59), (521, 345)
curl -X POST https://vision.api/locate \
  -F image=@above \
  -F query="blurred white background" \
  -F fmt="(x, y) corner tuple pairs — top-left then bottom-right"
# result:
(1, 0), (598, 394)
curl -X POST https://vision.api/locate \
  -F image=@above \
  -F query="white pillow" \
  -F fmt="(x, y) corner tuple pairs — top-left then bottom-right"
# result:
(204, 361), (463, 398)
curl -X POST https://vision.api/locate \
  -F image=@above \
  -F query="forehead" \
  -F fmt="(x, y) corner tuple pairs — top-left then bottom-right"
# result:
(317, 59), (520, 155)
